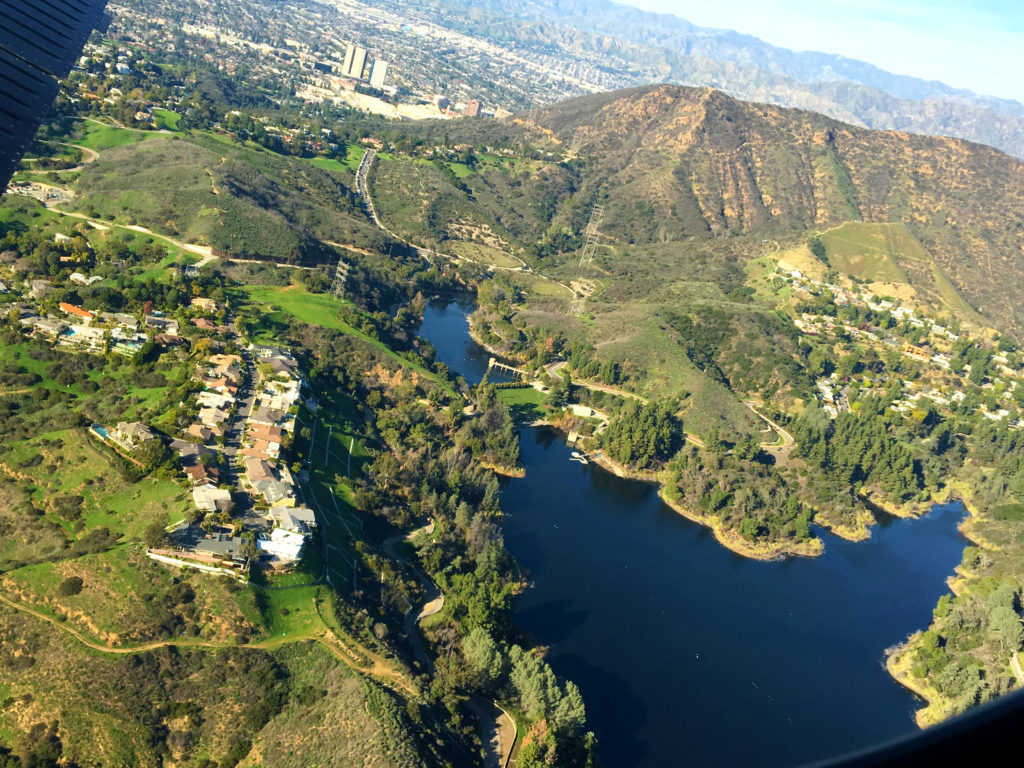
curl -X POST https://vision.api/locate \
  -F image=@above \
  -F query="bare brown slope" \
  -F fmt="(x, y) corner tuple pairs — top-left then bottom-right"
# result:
(537, 85), (1024, 334)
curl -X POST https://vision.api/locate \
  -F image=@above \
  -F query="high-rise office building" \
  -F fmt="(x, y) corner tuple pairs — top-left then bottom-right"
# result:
(0, 0), (110, 190)
(342, 44), (367, 79)
(368, 60), (388, 89)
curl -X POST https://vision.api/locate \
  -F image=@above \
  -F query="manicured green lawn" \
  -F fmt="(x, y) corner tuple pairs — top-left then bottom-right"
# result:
(344, 144), (367, 169)
(304, 157), (350, 174)
(76, 120), (158, 151)
(252, 584), (323, 638)
(302, 145), (366, 173)
(447, 162), (474, 178)
(134, 246), (196, 282)
(151, 109), (182, 131)
(497, 387), (548, 420)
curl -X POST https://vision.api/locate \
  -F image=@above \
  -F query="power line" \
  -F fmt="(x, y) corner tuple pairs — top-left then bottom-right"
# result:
(568, 203), (605, 315)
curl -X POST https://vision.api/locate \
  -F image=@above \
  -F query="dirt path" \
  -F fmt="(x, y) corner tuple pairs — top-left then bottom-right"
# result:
(467, 695), (517, 768)
(545, 361), (648, 403)
(205, 167), (219, 195)
(49, 208), (213, 260)
(82, 116), (172, 135)
(358, 150), (574, 298)
(0, 589), (417, 697)
(31, 141), (100, 172)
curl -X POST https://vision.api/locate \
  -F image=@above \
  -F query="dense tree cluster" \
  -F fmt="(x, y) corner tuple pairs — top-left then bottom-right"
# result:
(457, 383), (521, 471)
(665, 444), (814, 544)
(293, 321), (595, 765)
(601, 400), (682, 469)
(792, 403), (923, 503)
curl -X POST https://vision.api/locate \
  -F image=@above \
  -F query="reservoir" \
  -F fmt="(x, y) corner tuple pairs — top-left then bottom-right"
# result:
(418, 298), (967, 768)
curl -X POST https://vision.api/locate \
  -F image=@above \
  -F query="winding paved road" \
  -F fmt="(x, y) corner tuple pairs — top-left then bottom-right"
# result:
(744, 401), (795, 453)
(382, 520), (515, 768)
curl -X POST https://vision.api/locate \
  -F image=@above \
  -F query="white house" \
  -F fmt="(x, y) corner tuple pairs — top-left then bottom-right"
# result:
(257, 528), (306, 561)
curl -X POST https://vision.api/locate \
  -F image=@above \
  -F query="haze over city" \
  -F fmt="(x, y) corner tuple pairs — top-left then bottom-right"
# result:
(628, 0), (1024, 102)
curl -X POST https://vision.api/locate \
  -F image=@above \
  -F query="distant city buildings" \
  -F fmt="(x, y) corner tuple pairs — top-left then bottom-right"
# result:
(342, 43), (367, 79)
(464, 98), (481, 117)
(368, 59), (388, 88)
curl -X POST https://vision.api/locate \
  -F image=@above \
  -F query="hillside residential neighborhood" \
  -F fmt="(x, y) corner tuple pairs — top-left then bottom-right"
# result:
(6, 265), (319, 577)
(773, 263), (1024, 429)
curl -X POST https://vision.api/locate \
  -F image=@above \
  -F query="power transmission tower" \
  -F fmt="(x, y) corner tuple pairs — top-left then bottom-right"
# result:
(566, 126), (585, 158)
(330, 257), (350, 297)
(577, 204), (604, 268)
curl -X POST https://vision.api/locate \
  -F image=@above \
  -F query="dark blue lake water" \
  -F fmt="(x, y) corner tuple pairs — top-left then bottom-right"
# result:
(418, 299), (967, 768)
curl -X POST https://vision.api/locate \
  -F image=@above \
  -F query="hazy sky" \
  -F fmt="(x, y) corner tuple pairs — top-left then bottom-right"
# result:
(624, 0), (1024, 103)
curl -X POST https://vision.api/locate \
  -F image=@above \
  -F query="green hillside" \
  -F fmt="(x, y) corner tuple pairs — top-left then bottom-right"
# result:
(73, 134), (385, 263)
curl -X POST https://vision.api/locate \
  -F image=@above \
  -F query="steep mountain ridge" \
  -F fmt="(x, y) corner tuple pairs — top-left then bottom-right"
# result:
(393, 84), (1024, 335)
(542, 85), (1024, 331)
(397, 0), (1024, 159)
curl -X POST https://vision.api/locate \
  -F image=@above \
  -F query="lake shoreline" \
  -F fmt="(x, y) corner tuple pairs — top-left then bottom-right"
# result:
(420, 297), (971, 765)
(881, 481), (990, 729)
(585, 445), (824, 560)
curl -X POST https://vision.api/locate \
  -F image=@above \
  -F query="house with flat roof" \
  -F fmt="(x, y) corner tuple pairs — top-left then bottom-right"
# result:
(20, 315), (65, 338)
(145, 315), (178, 335)
(69, 272), (102, 286)
(194, 532), (247, 563)
(197, 390), (234, 410)
(192, 485), (232, 513)
(257, 528), (305, 562)
(58, 324), (105, 351)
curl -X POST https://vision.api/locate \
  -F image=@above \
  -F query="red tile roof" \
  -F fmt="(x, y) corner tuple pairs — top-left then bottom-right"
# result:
(59, 302), (94, 319)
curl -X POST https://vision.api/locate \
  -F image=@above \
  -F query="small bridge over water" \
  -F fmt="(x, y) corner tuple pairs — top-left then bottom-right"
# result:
(487, 358), (530, 379)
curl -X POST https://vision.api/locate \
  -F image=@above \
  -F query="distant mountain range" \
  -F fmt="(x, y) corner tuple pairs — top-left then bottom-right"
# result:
(401, 0), (1024, 158)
